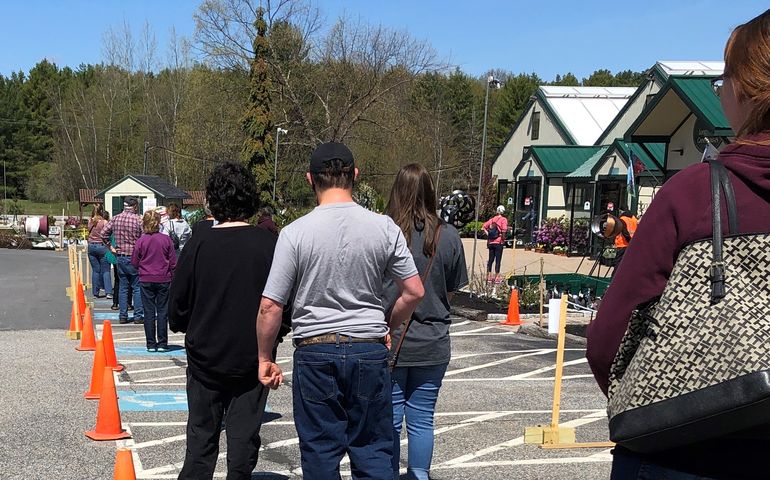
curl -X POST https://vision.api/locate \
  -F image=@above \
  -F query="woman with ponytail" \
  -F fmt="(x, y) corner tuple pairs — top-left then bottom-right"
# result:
(587, 9), (770, 479)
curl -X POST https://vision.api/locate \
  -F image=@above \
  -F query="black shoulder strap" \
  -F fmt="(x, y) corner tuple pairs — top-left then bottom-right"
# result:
(708, 160), (735, 303)
(712, 161), (739, 234)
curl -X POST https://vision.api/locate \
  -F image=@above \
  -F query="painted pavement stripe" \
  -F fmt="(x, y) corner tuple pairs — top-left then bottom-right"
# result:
(115, 346), (186, 357)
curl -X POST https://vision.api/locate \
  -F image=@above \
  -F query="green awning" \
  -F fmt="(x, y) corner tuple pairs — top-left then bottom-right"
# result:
(626, 76), (734, 142)
(527, 146), (607, 177)
(616, 142), (664, 173)
(565, 146), (610, 179)
(670, 77), (731, 132)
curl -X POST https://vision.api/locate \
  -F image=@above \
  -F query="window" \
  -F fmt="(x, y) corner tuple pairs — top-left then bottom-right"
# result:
(531, 111), (540, 140)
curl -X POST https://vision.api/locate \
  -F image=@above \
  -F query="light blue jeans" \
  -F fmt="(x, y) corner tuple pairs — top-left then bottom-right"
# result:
(391, 363), (448, 480)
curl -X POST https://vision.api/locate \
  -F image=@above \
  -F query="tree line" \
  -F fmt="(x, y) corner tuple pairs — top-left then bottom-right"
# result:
(0, 0), (644, 216)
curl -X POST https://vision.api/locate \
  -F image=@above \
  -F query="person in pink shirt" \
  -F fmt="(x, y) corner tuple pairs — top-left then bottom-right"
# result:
(483, 205), (508, 284)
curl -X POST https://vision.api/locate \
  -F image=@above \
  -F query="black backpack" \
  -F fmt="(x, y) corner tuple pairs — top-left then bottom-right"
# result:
(166, 222), (181, 250)
(488, 221), (500, 241)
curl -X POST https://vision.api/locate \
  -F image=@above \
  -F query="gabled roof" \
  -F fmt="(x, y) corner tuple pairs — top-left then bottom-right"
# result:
(537, 86), (636, 146)
(625, 76), (733, 143)
(595, 61), (724, 146)
(518, 145), (608, 178)
(651, 61), (724, 83)
(96, 175), (191, 200)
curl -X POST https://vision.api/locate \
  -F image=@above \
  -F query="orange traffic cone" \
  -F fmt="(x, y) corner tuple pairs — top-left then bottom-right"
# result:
(113, 448), (137, 480)
(66, 302), (81, 339)
(76, 278), (87, 324)
(85, 340), (107, 399)
(76, 306), (96, 351)
(85, 366), (131, 441)
(500, 288), (522, 326)
(102, 321), (124, 372)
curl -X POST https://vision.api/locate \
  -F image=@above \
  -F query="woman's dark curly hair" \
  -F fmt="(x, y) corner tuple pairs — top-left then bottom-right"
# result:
(205, 163), (259, 222)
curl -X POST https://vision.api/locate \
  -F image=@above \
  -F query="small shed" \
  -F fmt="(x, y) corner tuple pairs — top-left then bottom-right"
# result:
(96, 175), (190, 219)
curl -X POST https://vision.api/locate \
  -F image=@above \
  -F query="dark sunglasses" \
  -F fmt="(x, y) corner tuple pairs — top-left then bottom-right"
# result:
(711, 75), (724, 97)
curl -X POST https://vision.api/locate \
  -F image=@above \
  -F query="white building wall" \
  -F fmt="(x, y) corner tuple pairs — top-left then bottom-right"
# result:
(104, 179), (154, 218)
(546, 178), (568, 219)
(666, 115), (706, 172)
(492, 102), (569, 182)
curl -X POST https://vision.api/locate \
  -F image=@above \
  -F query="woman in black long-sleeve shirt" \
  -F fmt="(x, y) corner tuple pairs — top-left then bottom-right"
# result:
(169, 163), (290, 479)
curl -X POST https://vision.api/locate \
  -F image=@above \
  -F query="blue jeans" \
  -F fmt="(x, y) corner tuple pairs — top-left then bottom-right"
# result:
(140, 282), (169, 349)
(87, 243), (112, 296)
(611, 450), (717, 479)
(391, 363), (448, 480)
(117, 256), (143, 321)
(293, 341), (393, 480)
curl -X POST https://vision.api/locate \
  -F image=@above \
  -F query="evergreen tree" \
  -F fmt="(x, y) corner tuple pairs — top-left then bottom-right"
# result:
(241, 7), (275, 206)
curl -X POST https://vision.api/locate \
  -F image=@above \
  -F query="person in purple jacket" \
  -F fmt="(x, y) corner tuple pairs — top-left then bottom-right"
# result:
(587, 9), (770, 480)
(132, 210), (177, 352)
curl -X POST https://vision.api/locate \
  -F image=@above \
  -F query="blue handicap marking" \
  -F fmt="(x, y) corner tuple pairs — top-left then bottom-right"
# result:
(118, 390), (275, 414)
(119, 391), (188, 411)
(94, 312), (122, 320)
(115, 346), (186, 357)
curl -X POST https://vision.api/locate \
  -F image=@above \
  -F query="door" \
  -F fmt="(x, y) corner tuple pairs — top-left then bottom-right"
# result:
(514, 179), (541, 246)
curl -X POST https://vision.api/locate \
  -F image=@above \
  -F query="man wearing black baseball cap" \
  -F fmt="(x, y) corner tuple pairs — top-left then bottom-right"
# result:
(257, 141), (425, 478)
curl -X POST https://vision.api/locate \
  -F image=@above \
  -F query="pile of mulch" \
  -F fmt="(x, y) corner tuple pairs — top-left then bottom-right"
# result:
(452, 291), (540, 315)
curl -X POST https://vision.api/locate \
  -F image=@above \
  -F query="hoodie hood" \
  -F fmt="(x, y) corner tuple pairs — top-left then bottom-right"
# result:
(719, 132), (770, 196)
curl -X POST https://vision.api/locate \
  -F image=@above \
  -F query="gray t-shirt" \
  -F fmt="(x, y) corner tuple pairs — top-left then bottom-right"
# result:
(263, 202), (418, 340)
(384, 223), (468, 366)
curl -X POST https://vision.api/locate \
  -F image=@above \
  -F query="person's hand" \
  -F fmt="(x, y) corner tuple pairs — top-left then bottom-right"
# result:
(385, 333), (392, 350)
(110, 246), (117, 254)
(259, 361), (283, 389)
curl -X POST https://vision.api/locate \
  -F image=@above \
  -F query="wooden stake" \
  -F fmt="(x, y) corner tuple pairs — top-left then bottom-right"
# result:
(538, 257), (545, 328)
(550, 293), (569, 429)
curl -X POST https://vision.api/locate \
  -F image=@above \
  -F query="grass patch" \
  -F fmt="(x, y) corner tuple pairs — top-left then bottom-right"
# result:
(5, 200), (80, 216)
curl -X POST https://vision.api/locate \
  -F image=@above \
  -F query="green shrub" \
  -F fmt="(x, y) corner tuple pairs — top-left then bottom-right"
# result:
(461, 221), (484, 238)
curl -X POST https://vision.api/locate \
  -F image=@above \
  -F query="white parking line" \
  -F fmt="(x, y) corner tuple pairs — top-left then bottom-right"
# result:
(450, 320), (471, 327)
(507, 358), (589, 379)
(129, 365), (185, 375)
(452, 349), (584, 360)
(134, 374), (187, 383)
(438, 410), (607, 466)
(444, 350), (554, 377)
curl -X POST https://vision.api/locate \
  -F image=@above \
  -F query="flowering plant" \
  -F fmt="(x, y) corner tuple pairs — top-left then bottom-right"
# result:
(535, 217), (568, 250)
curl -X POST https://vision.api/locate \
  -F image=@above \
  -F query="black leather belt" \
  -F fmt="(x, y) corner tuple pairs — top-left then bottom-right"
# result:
(293, 333), (386, 348)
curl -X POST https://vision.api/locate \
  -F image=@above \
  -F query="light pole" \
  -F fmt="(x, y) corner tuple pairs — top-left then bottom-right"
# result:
(272, 127), (288, 203)
(469, 75), (501, 294)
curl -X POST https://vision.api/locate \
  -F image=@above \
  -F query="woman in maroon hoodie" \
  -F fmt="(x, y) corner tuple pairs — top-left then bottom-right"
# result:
(587, 9), (770, 480)
(132, 210), (177, 352)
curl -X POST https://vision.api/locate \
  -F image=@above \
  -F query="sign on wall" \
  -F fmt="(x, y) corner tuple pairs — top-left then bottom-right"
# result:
(143, 197), (157, 211)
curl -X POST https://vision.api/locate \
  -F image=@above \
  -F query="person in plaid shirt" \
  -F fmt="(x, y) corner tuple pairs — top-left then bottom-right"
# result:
(101, 197), (144, 324)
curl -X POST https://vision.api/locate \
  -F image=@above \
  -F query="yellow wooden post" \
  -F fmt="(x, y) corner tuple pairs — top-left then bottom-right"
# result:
(550, 294), (569, 430)
(84, 244), (92, 293)
(67, 244), (76, 299)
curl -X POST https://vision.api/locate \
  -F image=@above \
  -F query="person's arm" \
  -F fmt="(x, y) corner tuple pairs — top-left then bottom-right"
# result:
(131, 237), (142, 267)
(168, 237), (177, 272)
(168, 238), (197, 333)
(482, 217), (490, 235)
(387, 274), (424, 331)
(385, 222), (424, 331)
(100, 219), (114, 247)
(258, 231), (298, 387)
(179, 221), (192, 248)
(257, 297), (285, 389)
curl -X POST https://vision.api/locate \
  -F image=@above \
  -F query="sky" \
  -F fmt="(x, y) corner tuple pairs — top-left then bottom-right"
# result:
(1, 0), (768, 80)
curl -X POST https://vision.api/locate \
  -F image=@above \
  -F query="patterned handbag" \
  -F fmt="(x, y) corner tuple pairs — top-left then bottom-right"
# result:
(607, 160), (770, 453)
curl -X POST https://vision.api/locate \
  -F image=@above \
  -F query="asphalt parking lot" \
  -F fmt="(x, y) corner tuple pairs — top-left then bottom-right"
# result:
(0, 249), (612, 479)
